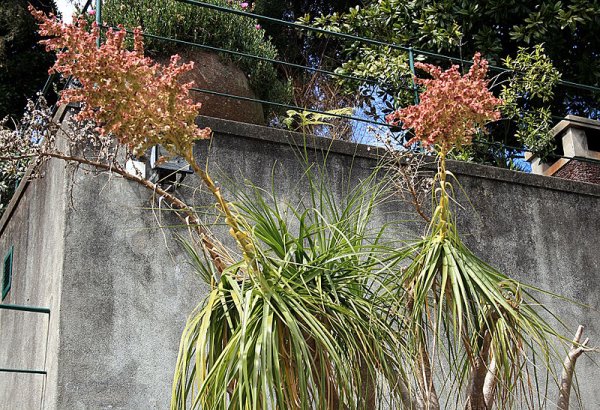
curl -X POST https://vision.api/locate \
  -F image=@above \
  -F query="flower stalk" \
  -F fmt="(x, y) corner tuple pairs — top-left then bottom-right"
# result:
(183, 149), (257, 269)
(434, 149), (451, 240)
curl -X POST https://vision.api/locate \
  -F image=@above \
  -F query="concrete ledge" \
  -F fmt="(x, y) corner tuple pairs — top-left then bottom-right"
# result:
(198, 115), (600, 198)
(4, 112), (599, 237)
(196, 115), (385, 160)
(552, 115), (600, 136)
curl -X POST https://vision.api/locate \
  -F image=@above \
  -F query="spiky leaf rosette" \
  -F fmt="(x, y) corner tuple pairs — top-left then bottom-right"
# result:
(172, 172), (412, 409)
(399, 221), (561, 407)
(388, 54), (564, 407)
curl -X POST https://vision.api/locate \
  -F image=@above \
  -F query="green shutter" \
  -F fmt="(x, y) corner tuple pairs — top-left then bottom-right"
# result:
(2, 246), (13, 300)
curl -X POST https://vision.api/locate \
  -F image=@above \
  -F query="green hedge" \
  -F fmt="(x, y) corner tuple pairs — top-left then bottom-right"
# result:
(102, 0), (291, 107)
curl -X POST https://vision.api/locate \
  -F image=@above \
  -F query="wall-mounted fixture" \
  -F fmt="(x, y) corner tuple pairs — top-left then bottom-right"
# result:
(148, 145), (194, 191)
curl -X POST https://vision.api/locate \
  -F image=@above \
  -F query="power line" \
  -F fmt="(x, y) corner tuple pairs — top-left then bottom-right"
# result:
(99, 26), (600, 127)
(174, 0), (412, 51)
(189, 87), (600, 167)
(104, 27), (414, 92)
(39, 1), (600, 169)
(189, 87), (393, 127)
(174, 0), (600, 94)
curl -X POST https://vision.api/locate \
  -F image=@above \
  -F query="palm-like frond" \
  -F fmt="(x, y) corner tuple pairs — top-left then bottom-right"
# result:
(172, 151), (573, 409)
(395, 158), (565, 408)
(172, 168), (411, 409)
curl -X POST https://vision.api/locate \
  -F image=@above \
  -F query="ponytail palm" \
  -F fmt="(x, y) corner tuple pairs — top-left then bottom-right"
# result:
(387, 54), (568, 408)
(171, 52), (583, 409)
(172, 171), (411, 409)
(396, 161), (561, 408)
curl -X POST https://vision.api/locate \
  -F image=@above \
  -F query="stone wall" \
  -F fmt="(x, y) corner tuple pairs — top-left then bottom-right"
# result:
(0, 114), (599, 408)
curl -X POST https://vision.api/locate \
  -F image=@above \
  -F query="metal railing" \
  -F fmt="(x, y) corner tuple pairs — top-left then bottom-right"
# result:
(0, 303), (51, 376)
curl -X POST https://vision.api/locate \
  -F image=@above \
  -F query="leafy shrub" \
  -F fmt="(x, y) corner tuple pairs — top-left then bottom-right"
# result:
(500, 45), (561, 159)
(102, 0), (291, 107)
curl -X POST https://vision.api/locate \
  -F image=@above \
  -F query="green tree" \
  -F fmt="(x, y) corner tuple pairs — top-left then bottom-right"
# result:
(252, 0), (361, 67)
(309, 0), (600, 162)
(102, 0), (291, 108)
(312, 0), (600, 97)
(0, 0), (57, 121)
(252, 1), (366, 137)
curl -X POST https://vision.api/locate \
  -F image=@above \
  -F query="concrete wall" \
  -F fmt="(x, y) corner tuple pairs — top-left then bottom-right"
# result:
(1, 114), (599, 408)
(55, 154), (208, 409)
(0, 111), (70, 408)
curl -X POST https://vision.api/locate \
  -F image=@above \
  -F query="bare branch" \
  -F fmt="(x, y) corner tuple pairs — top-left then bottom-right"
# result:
(399, 159), (431, 223)
(557, 325), (593, 410)
(41, 151), (229, 274)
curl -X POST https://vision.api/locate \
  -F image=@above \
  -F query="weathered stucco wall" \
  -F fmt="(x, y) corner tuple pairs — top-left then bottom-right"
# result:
(1, 114), (599, 408)
(0, 111), (71, 408)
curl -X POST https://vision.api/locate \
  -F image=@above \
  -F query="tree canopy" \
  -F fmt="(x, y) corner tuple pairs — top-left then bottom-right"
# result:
(311, 0), (600, 164)
(314, 0), (599, 95)
(102, 0), (292, 107)
(253, 0), (362, 66)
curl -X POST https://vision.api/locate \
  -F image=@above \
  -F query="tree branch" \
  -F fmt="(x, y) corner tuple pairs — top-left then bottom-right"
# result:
(404, 168), (431, 223)
(185, 151), (258, 273)
(557, 325), (592, 410)
(42, 151), (229, 274)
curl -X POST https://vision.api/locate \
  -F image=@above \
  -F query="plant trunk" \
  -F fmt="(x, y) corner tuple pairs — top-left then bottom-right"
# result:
(482, 358), (497, 409)
(415, 338), (440, 410)
(465, 330), (493, 410)
(557, 325), (590, 410)
(359, 355), (376, 409)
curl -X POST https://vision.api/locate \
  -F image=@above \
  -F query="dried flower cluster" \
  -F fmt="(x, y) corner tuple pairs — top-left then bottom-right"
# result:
(30, 7), (210, 156)
(29, 7), (257, 271)
(386, 53), (502, 150)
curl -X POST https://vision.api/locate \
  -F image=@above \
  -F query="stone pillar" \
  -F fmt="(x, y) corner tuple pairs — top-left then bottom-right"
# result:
(526, 116), (600, 184)
(562, 128), (588, 158)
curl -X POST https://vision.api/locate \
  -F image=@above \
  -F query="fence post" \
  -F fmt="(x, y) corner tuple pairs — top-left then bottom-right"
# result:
(408, 46), (419, 105)
(96, 0), (103, 47)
